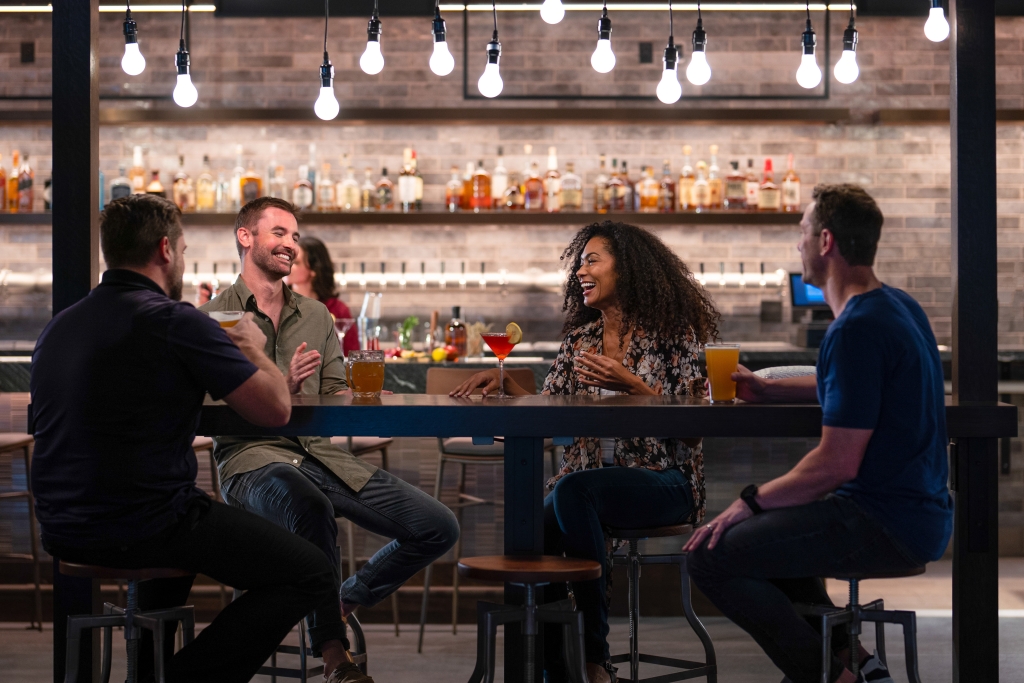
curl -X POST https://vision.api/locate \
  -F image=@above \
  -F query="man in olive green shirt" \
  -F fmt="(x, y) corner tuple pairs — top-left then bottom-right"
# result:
(202, 197), (458, 683)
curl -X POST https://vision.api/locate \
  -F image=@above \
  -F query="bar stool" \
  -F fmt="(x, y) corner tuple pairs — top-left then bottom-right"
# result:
(256, 612), (368, 682)
(419, 367), (561, 652)
(58, 561), (196, 683)
(607, 524), (717, 683)
(458, 555), (601, 683)
(329, 435), (401, 635)
(0, 433), (42, 631)
(794, 566), (925, 683)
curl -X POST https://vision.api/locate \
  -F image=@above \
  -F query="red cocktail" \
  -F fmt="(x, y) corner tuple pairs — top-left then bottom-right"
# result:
(481, 332), (518, 398)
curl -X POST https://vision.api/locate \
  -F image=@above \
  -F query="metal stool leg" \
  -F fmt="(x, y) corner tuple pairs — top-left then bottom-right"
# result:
(299, 619), (309, 681)
(125, 580), (140, 683)
(419, 452), (447, 653)
(679, 555), (717, 683)
(893, 611), (922, 683)
(627, 540), (640, 682)
(847, 580), (861, 678)
(819, 612), (832, 683)
(452, 462), (468, 636)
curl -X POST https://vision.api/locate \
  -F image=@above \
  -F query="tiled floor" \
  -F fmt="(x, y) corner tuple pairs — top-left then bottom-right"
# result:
(5, 559), (1024, 683)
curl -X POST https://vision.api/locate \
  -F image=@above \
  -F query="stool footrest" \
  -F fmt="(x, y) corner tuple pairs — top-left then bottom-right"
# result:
(614, 667), (715, 683)
(612, 553), (687, 566)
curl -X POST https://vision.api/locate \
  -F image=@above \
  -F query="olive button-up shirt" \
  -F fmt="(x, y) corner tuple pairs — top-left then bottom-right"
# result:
(200, 278), (376, 491)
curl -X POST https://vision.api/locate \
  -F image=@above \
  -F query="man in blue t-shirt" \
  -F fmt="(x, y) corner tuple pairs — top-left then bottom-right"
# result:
(685, 184), (952, 683)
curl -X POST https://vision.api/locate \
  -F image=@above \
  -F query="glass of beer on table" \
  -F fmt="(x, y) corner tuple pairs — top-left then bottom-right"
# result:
(347, 349), (386, 399)
(209, 311), (245, 328)
(705, 343), (741, 403)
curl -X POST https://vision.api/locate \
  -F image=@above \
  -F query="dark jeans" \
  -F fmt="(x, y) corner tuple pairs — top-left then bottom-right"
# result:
(222, 457), (459, 656)
(542, 466), (695, 674)
(687, 495), (922, 683)
(45, 496), (336, 683)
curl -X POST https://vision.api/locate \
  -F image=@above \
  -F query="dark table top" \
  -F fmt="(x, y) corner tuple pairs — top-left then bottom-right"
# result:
(197, 394), (1018, 440)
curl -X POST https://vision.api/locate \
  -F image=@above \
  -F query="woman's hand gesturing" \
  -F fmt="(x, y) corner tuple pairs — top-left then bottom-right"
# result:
(575, 352), (652, 395)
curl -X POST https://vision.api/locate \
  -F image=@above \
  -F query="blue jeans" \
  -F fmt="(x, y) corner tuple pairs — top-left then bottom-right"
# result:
(222, 457), (459, 656)
(543, 466), (696, 672)
(687, 495), (922, 683)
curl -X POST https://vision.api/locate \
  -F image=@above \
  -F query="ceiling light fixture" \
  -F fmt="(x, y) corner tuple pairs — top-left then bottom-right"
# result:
(924, 0), (949, 42)
(171, 0), (197, 107)
(430, 0), (456, 76)
(591, 1), (615, 73)
(360, 0), (385, 75)
(540, 0), (565, 24)
(795, 1), (822, 89)
(833, 1), (859, 84)
(120, 1), (145, 76)
(314, 0), (339, 120)
(685, 1), (710, 85)
(478, 0), (503, 97)
(656, 0), (682, 104)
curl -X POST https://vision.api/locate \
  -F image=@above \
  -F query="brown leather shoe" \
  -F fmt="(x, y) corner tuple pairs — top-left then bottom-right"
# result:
(325, 662), (374, 683)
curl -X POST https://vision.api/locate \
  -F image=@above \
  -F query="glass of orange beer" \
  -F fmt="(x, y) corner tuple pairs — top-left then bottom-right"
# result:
(705, 344), (741, 403)
(209, 311), (245, 328)
(348, 350), (385, 398)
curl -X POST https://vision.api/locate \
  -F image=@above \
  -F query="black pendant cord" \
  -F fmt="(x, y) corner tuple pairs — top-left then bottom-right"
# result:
(180, 0), (186, 45)
(668, 0), (674, 42)
(323, 0), (329, 56)
(491, 0), (498, 39)
(373, 0), (379, 20)
(697, 0), (701, 24)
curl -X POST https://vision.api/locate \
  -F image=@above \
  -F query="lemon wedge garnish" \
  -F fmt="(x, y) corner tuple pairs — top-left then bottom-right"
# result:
(506, 322), (523, 345)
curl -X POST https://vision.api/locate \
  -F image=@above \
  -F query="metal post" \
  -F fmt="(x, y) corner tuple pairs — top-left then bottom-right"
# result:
(949, 1), (999, 681)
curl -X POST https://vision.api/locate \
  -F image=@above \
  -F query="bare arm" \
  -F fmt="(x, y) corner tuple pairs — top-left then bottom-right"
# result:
(449, 369), (532, 397)
(732, 364), (819, 403)
(221, 314), (291, 427)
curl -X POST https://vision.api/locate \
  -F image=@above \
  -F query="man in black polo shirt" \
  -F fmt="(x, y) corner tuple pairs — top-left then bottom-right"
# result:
(31, 195), (337, 683)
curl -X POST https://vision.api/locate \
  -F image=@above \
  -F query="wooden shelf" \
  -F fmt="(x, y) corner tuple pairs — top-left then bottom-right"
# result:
(0, 211), (803, 227)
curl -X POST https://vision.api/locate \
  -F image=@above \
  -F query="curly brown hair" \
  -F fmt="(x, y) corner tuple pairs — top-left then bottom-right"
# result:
(560, 221), (720, 347)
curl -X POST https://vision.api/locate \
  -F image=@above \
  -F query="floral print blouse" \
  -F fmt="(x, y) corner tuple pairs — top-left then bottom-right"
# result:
(542, 319), (707, 524)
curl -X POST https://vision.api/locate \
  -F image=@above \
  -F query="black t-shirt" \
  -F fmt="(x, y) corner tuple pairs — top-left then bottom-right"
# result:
(30, 269), (258, 548)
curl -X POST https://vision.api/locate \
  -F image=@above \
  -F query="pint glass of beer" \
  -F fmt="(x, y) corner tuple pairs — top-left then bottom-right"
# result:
(348, 350), (385, 398)
(705, 344), (741, 403)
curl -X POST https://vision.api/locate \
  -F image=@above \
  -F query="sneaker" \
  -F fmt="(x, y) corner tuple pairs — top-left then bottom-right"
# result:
(859, 650), (895, 683)
(325, 661), (374, 683)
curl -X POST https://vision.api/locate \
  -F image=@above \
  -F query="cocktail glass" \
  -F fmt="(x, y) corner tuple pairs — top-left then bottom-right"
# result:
(334, 317), (356, 353)
(481, 333), (517, 399)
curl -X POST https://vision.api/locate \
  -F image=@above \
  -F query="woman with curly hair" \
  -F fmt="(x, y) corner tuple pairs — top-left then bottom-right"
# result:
(451, 221), (720, 683)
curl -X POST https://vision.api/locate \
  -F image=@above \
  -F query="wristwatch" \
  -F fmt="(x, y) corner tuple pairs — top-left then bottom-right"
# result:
(740, 484), (763, 515)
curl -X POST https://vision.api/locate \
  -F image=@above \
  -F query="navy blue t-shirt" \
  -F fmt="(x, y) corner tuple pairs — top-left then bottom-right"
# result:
(31, 269), (258, 548)
(817, 284), (953, 563)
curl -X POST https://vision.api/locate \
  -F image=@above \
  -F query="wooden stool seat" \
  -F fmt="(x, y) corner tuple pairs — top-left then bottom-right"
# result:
(831, 566), (926, 581)
(0, 433), (34, 451)
(607, 523), (693, 540)
(458, 555), (601, 584)
(59, 561), (193, 582)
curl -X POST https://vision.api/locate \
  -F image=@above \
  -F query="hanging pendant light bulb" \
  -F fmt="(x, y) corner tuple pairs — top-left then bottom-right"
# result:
(834, 3), (859, 84)
(121, 3), (145, 76)
(478, 0), (503, 98)
(656, 0), (681, 104)
(360, 0), (384, 75)
(314, 0), (339, 120)
(795, 2), (822, 89)
(172, 1), (197, 107)
(591, 2), (615, 74)
(924, 0), (949, 42)
(540, 0), (565, 25)
(685, 4), (710, 86)
(429, 1), (455, 77)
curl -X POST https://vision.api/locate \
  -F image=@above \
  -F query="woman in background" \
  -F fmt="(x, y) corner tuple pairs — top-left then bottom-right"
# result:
(287, 236), (358, 354)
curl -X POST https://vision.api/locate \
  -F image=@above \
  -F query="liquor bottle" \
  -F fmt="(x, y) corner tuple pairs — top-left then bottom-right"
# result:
(607, 158), (626, 212)
(445, 166), (462, 212)
(678, 145), (696, 211)
(445, 306), (468, 360)
(7, 151), (20, 212)
(172, 155), (196, 213)
(491, 146), (508, 210)
(560, 162), (583, 211)
(240, 160), (263, 206)
(460, 162), (474, 211)
(307, 143), (318, 209)
(269, 165), (288, 201)
(520, 144), (534, 208)
(471, 160), (491, 212)
(215, 172), (229, 213)
(782, 153), (801, 212)
(398, 148), (416, 213)
(744, 158), (759, 210)
(17, 154), (33, 213)
(360, 168), (375, 212)
(376, 167), (395, 211)
(544, 146), (561, 213)
(692, 161), (711, 212)
(145, 169), (165, 198)
(292, 164), (314, 210)
(758, 158), (781, 212)
(0, 154), (5, 211)
(593, 154), (610, 213)
(109, 165), (131, 203)
(638, 165), (660, 213)
(337, 163), (361, 212)
(708, 144), (723, 209)
(411, 150), (424, 211)
(622, 161), (638, 212)
(266, 142), (278, 193)
(523, 161), (545, 212)
(230, 145), (244, 211)
(724, 161), (747, 210)
(196, 155), (216, 211)
(128, 146), (146, 194)
(317, 163), (336, 211)
(658, 159), (676, 213)
(503, 170), (523, 210)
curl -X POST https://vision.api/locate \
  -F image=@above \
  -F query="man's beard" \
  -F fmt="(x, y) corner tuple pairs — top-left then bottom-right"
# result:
(251, 238), (292, 280)
(166, 254), (184, 301)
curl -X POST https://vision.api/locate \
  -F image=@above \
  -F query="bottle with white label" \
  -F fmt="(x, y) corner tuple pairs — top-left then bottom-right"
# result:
(782, 153), (801, 212)
(292, 164), (314, 210)
(491, 146), (508, 211)
(544, 146), (561, 213)
(744, 158), (759, 210)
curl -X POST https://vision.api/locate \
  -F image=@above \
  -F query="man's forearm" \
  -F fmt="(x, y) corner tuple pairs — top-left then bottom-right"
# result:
(754, 446), (849, 510)
(762, 375), (819, 403)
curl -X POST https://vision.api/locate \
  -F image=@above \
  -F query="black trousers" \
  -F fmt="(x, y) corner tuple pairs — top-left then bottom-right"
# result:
(46, 496), (337, 683)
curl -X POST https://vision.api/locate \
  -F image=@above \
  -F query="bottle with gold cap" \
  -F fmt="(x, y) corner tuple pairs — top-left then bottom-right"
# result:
(708, 144), (723, 209)
(678, 145), (696, 211)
